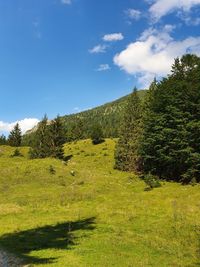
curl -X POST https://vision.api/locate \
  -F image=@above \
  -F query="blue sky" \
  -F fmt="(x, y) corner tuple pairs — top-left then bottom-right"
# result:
(0, 0), (200, 134)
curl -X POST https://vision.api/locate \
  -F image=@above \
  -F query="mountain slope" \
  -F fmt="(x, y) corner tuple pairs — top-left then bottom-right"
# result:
(61, 90), (146, 139)
(23, 90), (146, 145)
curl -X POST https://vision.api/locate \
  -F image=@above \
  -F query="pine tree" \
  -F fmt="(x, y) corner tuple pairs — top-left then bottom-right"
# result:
(8, 123), (22, 147)
(49, 115), (65, 159)
(30, 115), (66, 160)
(29, 115), (50, 158)
(139, 54), (200, 183)
(115, 87), (142, 171)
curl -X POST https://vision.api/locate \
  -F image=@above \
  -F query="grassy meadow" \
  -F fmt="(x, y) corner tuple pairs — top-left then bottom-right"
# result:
(0, 139), (199, 266)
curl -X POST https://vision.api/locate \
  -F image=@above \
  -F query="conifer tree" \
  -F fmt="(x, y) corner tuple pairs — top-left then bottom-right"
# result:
(8, 123), (22, 147)
(115, 87), (142, 171)
(29, 115), (50, 158)
(49, 115), (66, 159)
(139, 54), (200, 183)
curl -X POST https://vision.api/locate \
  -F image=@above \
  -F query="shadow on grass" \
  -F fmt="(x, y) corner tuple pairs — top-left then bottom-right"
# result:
(0, 217), (96, 265)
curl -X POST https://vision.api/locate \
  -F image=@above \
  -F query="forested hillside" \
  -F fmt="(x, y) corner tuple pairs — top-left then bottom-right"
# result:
(23, 90), (146, 145)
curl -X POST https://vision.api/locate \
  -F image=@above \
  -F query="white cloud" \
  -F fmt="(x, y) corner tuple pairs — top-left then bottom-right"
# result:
(114, 26), (200, 88)
(96, 64), (111, 71)
(177, 10), (200, 25)
(125, 9), (141, 20)
(0, 118), (40, 134)
(61, 0), (71, 4)
(149, 0), (200, 20)
(89, 44), (107, 54)
(103, 33), (124, 42)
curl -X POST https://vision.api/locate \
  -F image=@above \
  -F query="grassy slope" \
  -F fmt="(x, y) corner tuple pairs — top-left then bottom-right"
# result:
(0, 140), (199, 266)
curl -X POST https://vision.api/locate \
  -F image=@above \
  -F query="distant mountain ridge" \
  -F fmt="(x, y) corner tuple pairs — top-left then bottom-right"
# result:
(61, 89), (146, 139)
(24, 90), (146, 144)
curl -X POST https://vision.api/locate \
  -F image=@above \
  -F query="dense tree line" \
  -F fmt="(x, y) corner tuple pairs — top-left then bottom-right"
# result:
(115, 54), (200, 184)
(0, 134), (7, 145)
(29, 115), (66, 159)
(22, 91), (146, 146)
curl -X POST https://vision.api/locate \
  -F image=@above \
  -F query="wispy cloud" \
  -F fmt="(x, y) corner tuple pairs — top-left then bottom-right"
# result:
(96, 64), (111, 71)
(103, 33), (124, 42)
(149, 0), (200, 21)
(0, 118), (39, 134)
(89, 44), (107, 54)
(114, 25), (200, 88)
(125, 9), (142, 20)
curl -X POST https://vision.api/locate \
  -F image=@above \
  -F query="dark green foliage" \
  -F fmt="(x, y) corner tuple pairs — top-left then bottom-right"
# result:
(143, 173), (161, 190)
(11, 148), (23, 157)
(114, 54), (200, 184)
(139, 54), (200, 183)
(91, 124), (104, 145)
(29, 115), (50, 159)
(0, 134), (7, 145)
(48, 116), (66, 159)
(29, 115), (65, 160)
(66, 118), (85, 142)
(115, 88), (142, 171)
(23, 91), (146, 145)
(49, 165), (56, 175)
(8, 123), (22, 147)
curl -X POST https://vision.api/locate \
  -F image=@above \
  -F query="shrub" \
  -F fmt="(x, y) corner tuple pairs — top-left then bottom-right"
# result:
(11, 148), (23, 157)
(143, 173), (161, 190)
(49, 165), (56, 175)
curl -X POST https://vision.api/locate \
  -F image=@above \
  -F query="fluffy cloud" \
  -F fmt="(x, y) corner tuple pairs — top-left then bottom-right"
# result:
(61, 0), (71, 4)
(89, 44), (107, 53)
(96, 64), (111, 71)
(114, 26), (200, 87)
(103, 33), (124, 42)
(149, 0), (200, 20)
(0, 118), (39, 134)
(125, 9), (141, 20)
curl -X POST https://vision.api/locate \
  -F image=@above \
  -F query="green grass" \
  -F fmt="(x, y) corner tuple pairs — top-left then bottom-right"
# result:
(0, 140), (200, 266)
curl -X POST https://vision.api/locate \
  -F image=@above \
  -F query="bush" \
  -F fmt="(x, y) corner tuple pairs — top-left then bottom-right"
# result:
(91, 124), (104, 145)
(143, 173), (161, 190)
(49, 165), (56, 175)
(11, 148), (23, 157)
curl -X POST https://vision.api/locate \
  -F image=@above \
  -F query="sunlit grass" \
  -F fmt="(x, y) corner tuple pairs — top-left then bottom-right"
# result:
(0, 139), (199, 266)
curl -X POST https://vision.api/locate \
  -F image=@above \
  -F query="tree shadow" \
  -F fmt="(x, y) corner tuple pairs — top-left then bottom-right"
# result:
(0, 217), (95, 265)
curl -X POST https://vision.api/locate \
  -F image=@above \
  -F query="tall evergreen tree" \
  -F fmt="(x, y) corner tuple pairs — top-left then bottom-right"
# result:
(115, 87), (142, 171)
(49, 115), (66, 159)
(30, 115), (66, 160)
(139, 54), (200, 183)
(8, 123), (22, 147)
(29, 115), (50, 158)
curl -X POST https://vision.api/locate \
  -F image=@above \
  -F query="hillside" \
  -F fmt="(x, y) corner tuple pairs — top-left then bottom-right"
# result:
(0, 140), (199, 266)
(24, 90), (146, 145)
(61, 89), (146, 139)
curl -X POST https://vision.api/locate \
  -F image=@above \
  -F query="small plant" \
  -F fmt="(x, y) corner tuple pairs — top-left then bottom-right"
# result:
(63, 154), (73, 162)
(49, 165), (56, 175)
(11, 148), (23, 157)
(143, 173), (161, 190)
